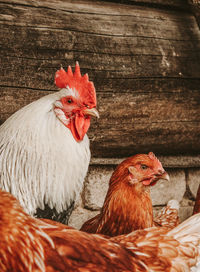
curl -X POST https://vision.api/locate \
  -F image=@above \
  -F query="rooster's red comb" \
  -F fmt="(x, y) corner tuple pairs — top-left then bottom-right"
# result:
(55, 62), (96, 107)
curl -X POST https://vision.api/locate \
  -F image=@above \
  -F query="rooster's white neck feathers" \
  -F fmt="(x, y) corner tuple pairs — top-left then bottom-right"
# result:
(0, 88), (90, 215)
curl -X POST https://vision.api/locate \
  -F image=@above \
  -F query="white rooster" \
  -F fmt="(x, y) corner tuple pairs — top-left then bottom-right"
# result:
(0, 62), (99, 223)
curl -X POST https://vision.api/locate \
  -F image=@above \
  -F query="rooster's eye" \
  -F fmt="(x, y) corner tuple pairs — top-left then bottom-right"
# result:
(67, 98), (73, 104)
(141, 164), (148, 170)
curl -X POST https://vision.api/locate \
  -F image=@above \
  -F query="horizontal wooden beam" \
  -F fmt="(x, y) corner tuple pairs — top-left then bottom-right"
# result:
(3, 0), (190, 10)
(91, 155), (200, 168)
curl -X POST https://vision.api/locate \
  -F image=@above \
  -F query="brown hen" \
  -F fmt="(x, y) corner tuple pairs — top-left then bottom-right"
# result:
(81, 152), (171, 236)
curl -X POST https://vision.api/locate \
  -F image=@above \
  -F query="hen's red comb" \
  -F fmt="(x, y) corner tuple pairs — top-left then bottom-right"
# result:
(148, 152), (162, 166)
(55, 62), (96, 107)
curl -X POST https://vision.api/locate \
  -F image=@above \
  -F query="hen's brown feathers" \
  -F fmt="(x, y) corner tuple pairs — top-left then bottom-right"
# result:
(111, 221), (200, 272)
(0, 189), (200, 272)
(193, 184), (200, 215)
(0, 191), (52, 272)
(80, 213), (101, 234)
(44, 229), (136, 272)
(154, 200), (180, 229)
(96, 184), (153, 236)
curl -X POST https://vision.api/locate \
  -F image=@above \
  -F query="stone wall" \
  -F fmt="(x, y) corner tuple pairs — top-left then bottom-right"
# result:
(69, 158), (200, 229)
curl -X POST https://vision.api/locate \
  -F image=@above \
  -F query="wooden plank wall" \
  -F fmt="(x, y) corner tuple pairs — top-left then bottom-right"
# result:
(1, 0), (200, 159)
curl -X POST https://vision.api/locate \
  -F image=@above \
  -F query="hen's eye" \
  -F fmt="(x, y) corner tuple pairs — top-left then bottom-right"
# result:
(141, 164), (148, 170)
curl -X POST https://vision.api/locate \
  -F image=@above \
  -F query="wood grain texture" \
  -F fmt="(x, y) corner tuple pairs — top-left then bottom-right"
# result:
(91, 155), (200, 168)
(1, 0), (200, 157)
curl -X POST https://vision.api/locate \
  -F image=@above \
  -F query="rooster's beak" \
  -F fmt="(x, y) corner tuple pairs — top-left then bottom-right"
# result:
(84, 108), (100, 118)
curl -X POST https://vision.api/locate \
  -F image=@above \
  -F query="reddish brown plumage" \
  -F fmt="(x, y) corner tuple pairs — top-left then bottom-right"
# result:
(193, 184), (200, 215)
(0, 190), (134, 271)
(0, 191), (51, 272)
(154, 200), (180, 229)
(81, 152), (170, 236)
(110, 221), (200, 272)
(1, 189), (200, 272)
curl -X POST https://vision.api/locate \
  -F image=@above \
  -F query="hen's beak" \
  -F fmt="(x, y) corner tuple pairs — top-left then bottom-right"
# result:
(84, 108), (100, 118)
(159, 171), (170, 181)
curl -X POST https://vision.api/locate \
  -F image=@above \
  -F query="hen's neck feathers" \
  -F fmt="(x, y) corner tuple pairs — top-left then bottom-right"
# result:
(0, 89), (90, 215)
(96, 169), (153, 236)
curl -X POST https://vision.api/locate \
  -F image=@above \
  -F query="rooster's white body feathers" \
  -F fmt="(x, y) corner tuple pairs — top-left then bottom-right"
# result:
(0, 88), (90, 215)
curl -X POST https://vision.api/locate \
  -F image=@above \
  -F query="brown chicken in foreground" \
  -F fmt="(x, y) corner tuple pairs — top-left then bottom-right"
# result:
(193, 184), (200, 215)
(1, 189), (200, 272)
(81, 152), (171, 236)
